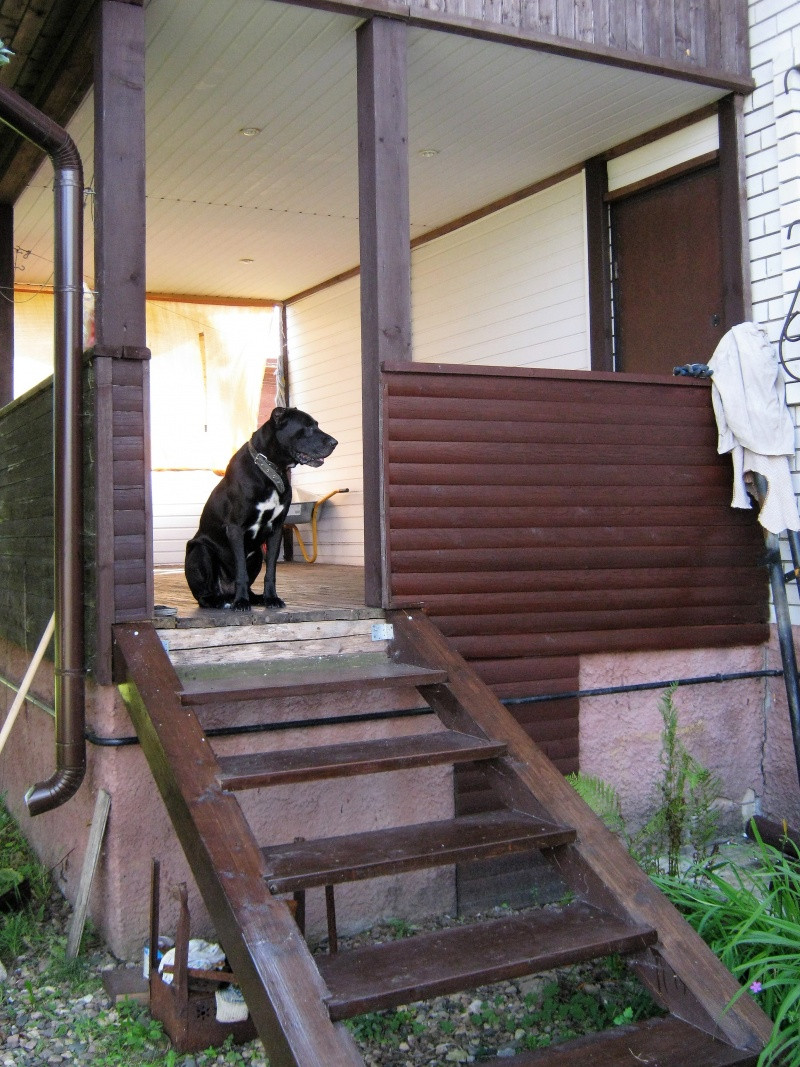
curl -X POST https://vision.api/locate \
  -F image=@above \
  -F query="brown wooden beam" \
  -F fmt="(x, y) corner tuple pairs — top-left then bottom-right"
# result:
(0, 204), (13, 406)
(718, 93), (751, 326)
(93, 0), (152, 684)
(357, 16), (411, 607)
(584, 158), (614, 373)
(278, 0), (754, 94)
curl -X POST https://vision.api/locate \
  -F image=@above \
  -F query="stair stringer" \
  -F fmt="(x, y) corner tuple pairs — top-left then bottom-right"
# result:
(386, 608), (773, 1055)
(113, 622), (364, 1067)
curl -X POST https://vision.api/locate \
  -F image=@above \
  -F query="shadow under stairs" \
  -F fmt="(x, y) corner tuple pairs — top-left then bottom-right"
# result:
(113, 609), (772, 1067)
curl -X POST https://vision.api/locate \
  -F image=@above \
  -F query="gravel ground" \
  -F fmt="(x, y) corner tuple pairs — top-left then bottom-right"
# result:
(0, 890), (656, 1066)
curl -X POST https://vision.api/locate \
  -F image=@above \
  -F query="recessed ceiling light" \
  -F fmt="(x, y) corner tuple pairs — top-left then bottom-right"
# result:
(418, 148), (439, 158)
(239, 127), (262, 137)
(239, 257), (254, 264)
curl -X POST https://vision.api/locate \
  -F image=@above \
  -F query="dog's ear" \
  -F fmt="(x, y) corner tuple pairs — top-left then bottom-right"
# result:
(270, 406), (288, 427)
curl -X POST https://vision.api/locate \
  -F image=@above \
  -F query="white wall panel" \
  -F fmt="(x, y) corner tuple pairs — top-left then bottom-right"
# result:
(607, 116), (719, 192)
(411, 174), (590, 370)
(152, 470), (222, 567)
(287, 174), (590, 568)
(285, 277), (364, 566)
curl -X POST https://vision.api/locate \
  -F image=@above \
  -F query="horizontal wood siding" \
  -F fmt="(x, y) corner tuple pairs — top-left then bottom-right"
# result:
(383, 362), (770, 778)
(607, 116), (720, 192)
(287, 176), (590, 566)
(152, 470), (222, 567)
(0, 365), (95, 661)
(111, 358), (152, 621)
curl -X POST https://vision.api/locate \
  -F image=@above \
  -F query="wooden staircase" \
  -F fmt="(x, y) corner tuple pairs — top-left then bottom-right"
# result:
(113, 609), (772, 1067)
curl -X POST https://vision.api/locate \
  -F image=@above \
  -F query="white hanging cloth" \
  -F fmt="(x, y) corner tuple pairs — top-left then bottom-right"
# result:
(708, 321), (800, 534)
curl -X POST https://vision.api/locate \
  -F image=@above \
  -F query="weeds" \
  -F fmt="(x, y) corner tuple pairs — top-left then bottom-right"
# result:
(568, 686), (800, 1067)
(343, 959), (658, 1058)
(655, 823), (800, 1067)
(569, 683), (722, 876)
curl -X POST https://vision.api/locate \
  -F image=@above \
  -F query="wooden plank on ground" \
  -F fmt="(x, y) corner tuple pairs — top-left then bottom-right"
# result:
(66, 789), (111, 959)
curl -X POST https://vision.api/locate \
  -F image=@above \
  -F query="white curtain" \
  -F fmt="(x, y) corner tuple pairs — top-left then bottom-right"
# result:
(12, 292), (280, 472)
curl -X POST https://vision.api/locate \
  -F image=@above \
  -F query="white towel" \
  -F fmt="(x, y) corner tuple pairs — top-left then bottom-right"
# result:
(708, 322), (800, 534)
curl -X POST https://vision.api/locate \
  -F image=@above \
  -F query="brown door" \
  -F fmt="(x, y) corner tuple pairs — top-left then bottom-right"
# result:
(610, 165), (725, 374)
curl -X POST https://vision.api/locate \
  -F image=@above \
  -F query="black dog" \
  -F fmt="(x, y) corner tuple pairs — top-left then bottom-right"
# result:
(185, 407), (337, 611)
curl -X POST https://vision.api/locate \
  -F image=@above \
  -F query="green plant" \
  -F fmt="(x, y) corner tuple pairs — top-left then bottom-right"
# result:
(567, 774), (629, 842)
(345, 1006), (424, 1045)
(93, 999), (167, 1064)
(0, 799), (53, 963)
(385, 916), (415, 938)
(569, 684), (721, 875)
(512, 968), (656, 1050)
(654, 823), (800, 1067)
(45, 940), (99, 991)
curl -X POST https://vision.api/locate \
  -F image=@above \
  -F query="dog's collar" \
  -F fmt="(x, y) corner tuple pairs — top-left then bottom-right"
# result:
(247, 442), (286, 494)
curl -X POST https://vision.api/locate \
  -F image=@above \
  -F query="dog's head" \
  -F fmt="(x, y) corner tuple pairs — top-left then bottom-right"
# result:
(259, 407), (337, 468)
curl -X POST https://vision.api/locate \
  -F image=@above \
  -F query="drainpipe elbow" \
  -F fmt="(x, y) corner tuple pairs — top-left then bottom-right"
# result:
(25, 765), (86, 817)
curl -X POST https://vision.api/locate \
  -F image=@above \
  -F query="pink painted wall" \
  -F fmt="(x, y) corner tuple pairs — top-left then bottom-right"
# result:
(762, 629), (800, 827)
(579, 640), (800, 835)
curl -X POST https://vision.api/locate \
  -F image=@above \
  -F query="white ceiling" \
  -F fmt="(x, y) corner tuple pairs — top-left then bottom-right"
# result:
(11, 0), (724, 301)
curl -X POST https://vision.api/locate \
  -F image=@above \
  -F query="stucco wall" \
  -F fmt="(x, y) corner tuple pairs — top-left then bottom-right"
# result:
(579, 645), (772, 836)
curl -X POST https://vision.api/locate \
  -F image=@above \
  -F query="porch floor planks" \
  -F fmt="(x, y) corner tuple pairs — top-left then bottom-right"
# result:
(318, 901), (657, 1020)
(153, 562), (371, 625)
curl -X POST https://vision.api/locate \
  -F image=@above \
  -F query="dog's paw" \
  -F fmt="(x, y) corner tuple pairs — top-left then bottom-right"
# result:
(230, 598), (252, 612)
(263, 596), (286, 609)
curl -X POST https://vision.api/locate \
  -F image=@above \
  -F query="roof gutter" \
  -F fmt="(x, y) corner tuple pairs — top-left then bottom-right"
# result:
(0, 84), (86, 815)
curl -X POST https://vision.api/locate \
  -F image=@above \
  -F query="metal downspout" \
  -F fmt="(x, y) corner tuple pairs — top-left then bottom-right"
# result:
(751, 475), (800, 789)
(0, 84), (86, 815)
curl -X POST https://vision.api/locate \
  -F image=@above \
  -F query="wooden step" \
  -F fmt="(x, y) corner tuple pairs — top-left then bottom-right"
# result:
(179, 658), (447, 704)
(318, 901), (657, 1020)
(262, 810), (576, 893)
(216, 730), (507, 790)
(477, 1015), (758, 1066)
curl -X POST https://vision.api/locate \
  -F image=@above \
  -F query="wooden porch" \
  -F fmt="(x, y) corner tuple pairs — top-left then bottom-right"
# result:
(153, 563), (373, 626)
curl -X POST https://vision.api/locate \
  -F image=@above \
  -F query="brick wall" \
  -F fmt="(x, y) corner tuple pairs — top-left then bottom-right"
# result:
(745, 0), (800, 617)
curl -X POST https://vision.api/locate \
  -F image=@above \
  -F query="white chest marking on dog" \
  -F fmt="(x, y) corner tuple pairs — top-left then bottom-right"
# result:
(249, 492), (279, 537)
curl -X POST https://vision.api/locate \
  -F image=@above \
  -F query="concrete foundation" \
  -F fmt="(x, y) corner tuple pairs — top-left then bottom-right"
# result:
(579, 638), (798, 836)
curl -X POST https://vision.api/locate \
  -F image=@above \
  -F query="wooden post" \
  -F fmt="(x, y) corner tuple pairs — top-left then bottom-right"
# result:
(584, 157), (614, 372)
(0, 203), (13, 406)
(93, 0), (152, 683)
(357, 17), (411, 607)
(718, 94), (751, 327)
